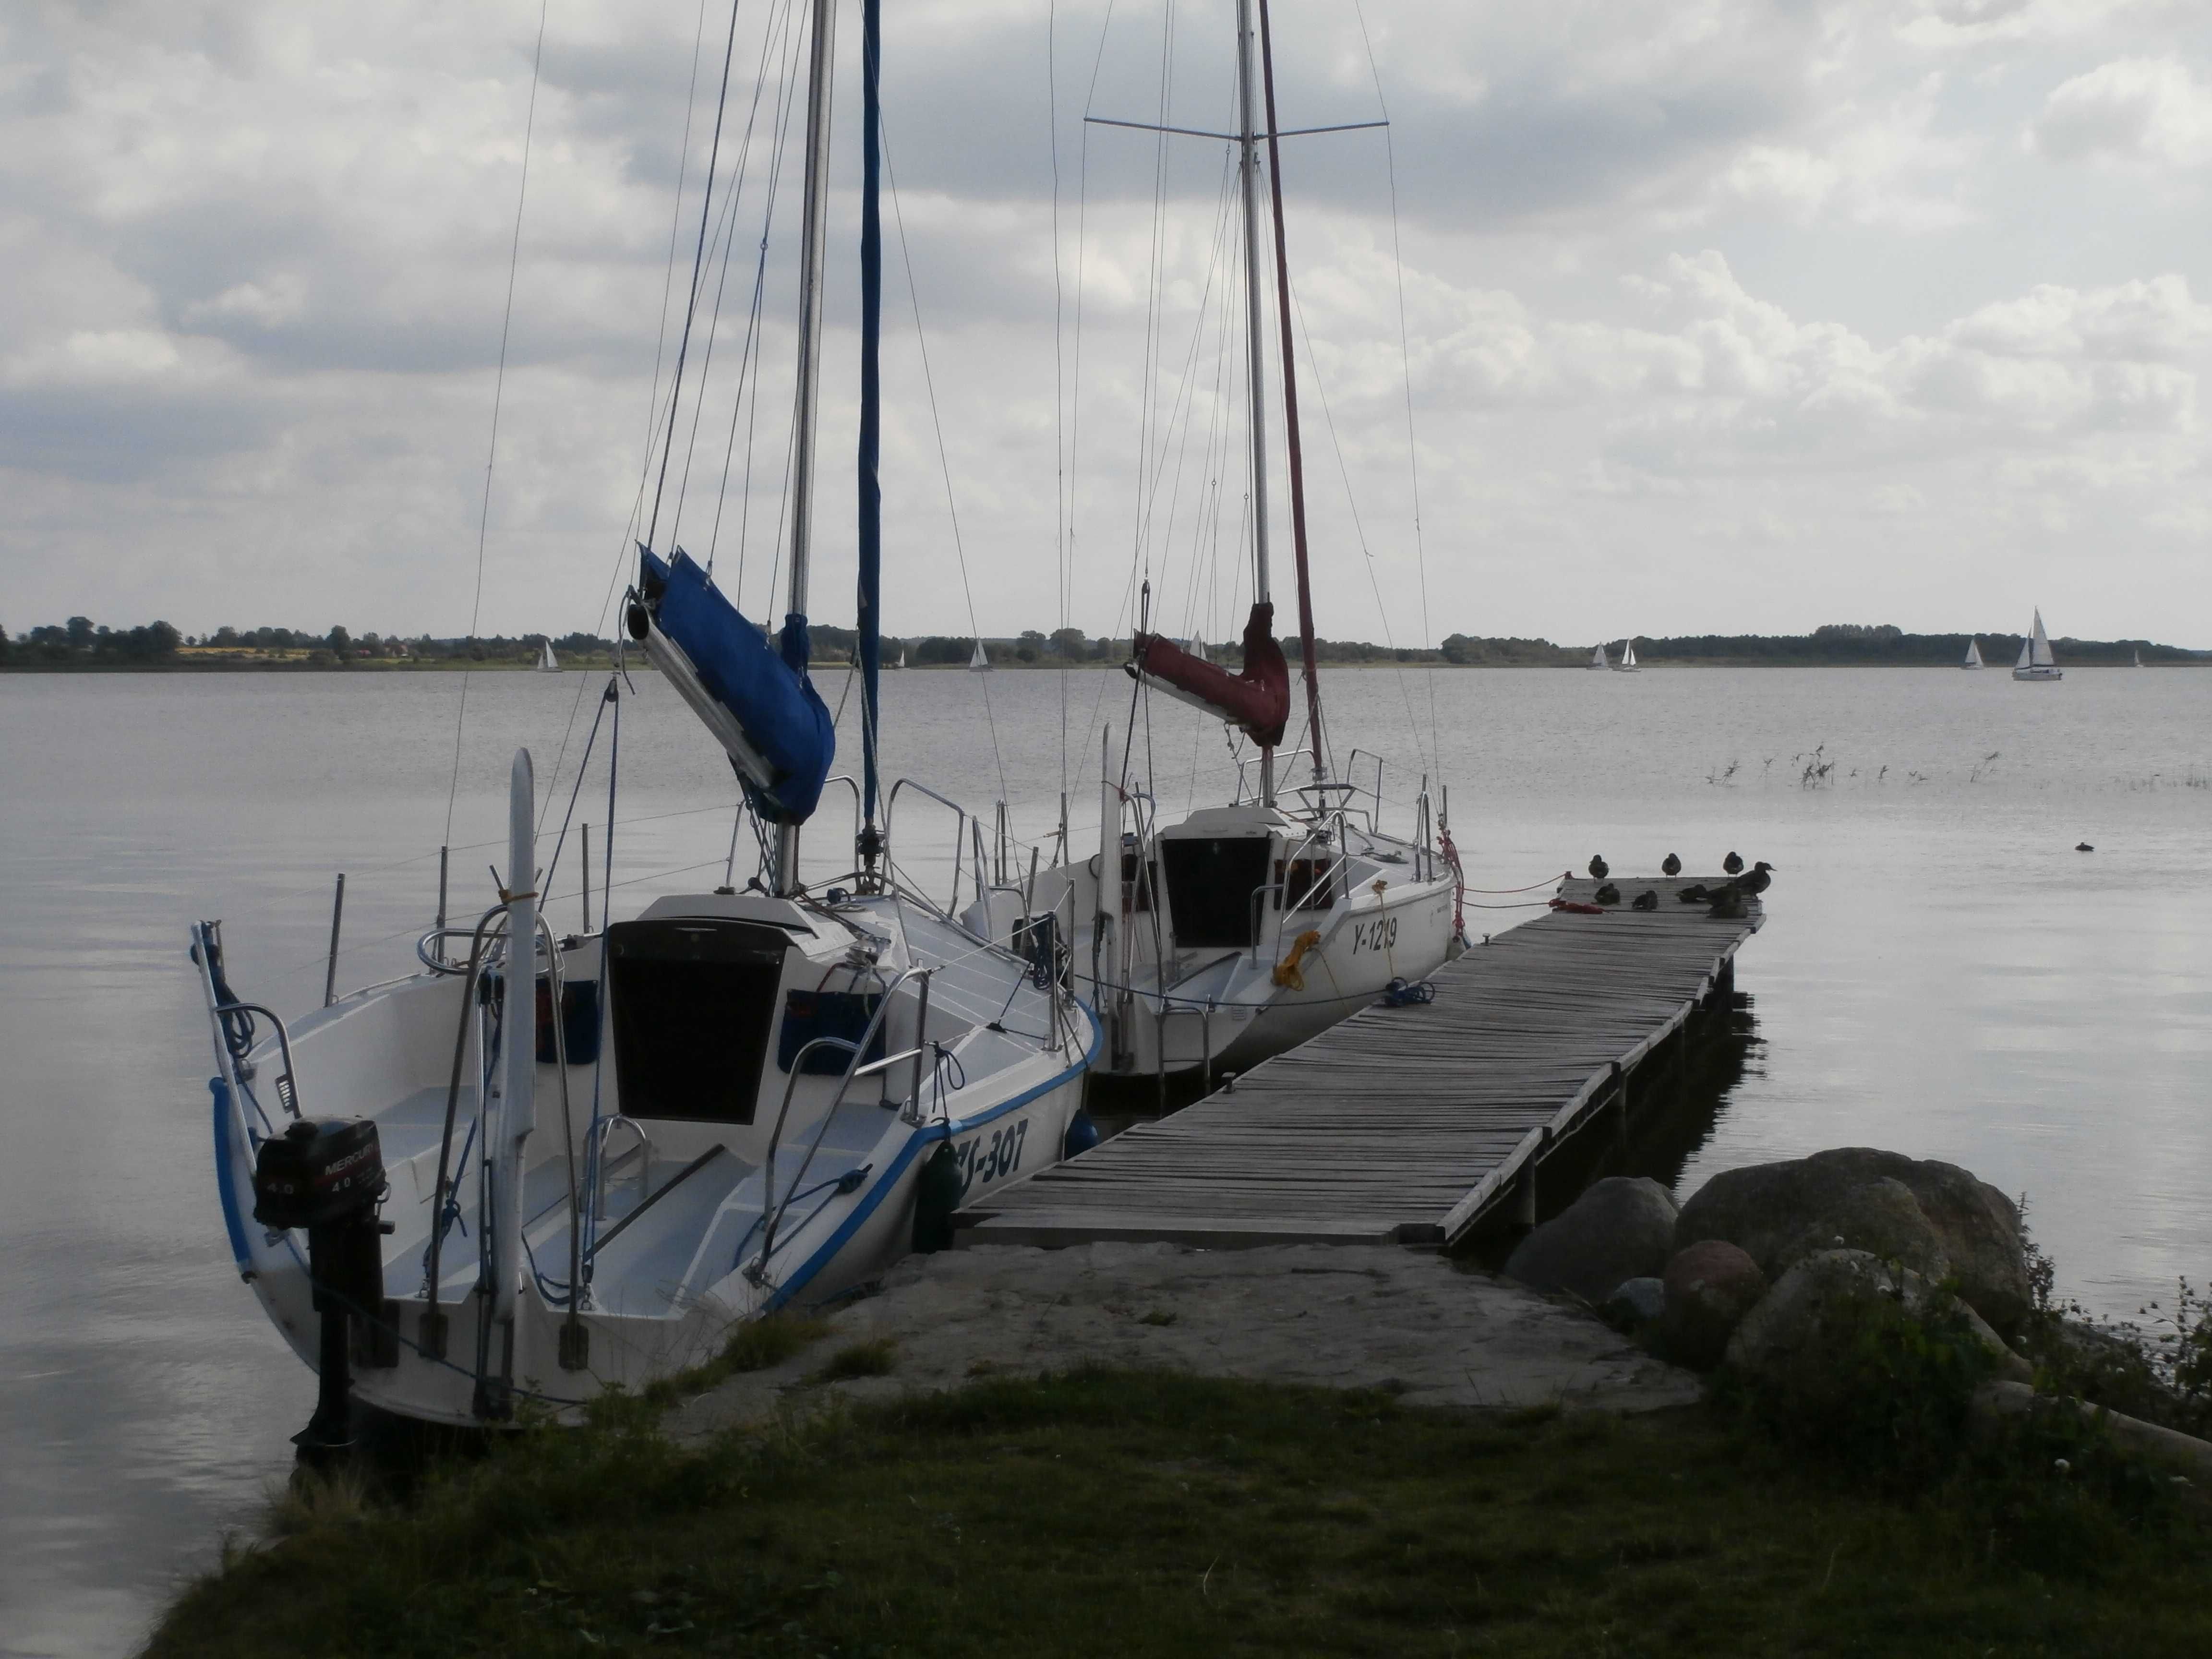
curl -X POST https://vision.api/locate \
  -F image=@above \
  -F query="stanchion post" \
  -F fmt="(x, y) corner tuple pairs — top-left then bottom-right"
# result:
(323, 873), (347, 1007)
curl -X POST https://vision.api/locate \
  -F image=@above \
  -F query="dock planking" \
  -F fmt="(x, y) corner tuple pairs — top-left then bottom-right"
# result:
(957, 876), (1762, 1251)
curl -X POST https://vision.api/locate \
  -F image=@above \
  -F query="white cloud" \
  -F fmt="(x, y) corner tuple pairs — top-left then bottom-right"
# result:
(2032, 56), (2212, 165)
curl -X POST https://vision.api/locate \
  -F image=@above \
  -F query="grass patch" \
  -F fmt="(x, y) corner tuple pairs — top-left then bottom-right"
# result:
(152, 1369), (2212, 1659)
(809, 1337), (898, 1383)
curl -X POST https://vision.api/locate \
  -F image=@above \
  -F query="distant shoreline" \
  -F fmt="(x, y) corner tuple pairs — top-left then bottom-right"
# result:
(4, 658), (2204, 675)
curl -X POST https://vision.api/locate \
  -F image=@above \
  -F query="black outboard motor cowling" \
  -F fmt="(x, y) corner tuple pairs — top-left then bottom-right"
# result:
(252, 1118), (391, 1455)
(252, 1118), (383, 1231)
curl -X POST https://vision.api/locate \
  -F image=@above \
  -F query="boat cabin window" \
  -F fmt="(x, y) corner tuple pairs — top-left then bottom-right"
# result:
(1277, 856), (1339, 913)
(1159, 836), (1272, 948)
(604, 918), (788, 1124)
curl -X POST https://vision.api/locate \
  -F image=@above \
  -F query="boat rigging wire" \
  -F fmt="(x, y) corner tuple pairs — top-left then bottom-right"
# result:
(538, 0), (717, 836)
(877, 112), (1009, 808)
(446, 0), (552, 850)
(644, 0), (751, 561)
(1351, 0), (1442, 779)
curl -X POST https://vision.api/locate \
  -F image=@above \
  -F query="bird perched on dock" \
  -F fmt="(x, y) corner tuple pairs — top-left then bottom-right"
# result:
(1661, 853), (1682, 877)
(1707, 885), (1748, 920)
(1722, 851), (1744, 875)
(1631, 889), (1659, 911)
(1676, 884), (1709, 903)
(1594, 882), (1621, 905)
(1588, 854), (1610, 880)
(1735, 861), (1775, 896)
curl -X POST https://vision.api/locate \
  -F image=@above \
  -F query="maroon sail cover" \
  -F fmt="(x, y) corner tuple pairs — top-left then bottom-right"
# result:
(1128, 601), (1290, 747)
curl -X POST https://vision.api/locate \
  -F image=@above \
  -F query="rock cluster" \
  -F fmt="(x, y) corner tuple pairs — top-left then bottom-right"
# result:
(1503, 1147), (2036, 1378)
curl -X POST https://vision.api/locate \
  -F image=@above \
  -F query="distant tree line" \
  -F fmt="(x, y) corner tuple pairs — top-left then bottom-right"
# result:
(5, 614), (2204, 672)
(0, 617), (620, 668)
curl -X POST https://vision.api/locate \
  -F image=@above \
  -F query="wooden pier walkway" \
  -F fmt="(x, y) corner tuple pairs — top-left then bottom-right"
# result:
(958, 876), (1762, 1250)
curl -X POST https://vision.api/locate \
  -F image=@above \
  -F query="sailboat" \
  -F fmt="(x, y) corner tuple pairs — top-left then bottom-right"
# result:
(1187, 635), (1208, 664)
(1613, 641), (1638, 673)
(1962, 639), (1983, 670)
(2013, 609), (2063, 682)
(999, 0), (1459, 1086)
(536, 640), (560, 673)
(187, 0), (1092, 1434)
(967, 640), (991, 672)
(2134, 649), (2143, 668)
(889, 641), (906, 670)
(1588, 643), (1611, 671)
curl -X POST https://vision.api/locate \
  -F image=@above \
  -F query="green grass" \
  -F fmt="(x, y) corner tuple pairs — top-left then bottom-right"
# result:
(808, 1337), (898, 1383)
(151, 1369), (2212, 1659)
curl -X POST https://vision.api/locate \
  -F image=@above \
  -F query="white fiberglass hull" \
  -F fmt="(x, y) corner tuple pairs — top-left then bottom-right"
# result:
(195, 892), (1095, 1427)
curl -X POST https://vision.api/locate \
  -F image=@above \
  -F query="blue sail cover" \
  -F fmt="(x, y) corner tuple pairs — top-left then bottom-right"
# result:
(637, 547), (834, 824)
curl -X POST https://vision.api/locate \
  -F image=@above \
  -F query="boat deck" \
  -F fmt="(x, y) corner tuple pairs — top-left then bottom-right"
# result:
(957, 876), (1762, 1250)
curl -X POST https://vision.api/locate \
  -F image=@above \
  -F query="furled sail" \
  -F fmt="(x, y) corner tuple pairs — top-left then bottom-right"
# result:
(628, 546), (835, 824)
(1128, 601), (1290, 747)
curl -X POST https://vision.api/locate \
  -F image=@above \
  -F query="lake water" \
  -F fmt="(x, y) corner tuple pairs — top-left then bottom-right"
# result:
(2, 664), (2208, 1654)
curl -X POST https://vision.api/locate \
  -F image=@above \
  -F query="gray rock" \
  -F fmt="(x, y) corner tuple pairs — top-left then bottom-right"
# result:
(1505, 1177), (1679, 1306)
(1725, 1249), (2032, 1389)
(1677, 1148), (2030, 1335)
(1601, 1276), (1667, 1330)
(1660, 1240), (1767, 1370)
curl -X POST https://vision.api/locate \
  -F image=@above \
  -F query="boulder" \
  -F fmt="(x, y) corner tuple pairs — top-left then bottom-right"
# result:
(1677, 1148), (2030, 1335)
(1504, 1177), (1679, 1306)
(1659, 1240), (1767, 1370)
(1601, 1276), (1667, 1331)
(1725, 1249), (2031, 1390)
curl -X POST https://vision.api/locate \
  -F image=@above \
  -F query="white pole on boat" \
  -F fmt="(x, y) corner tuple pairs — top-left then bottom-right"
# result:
(773, 0), (838, 898)
(1235, 0), (1275, 809)
(485, 747), (538, 1416)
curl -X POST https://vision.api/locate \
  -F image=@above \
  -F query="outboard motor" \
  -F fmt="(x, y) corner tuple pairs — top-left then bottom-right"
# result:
(252, 1118), (390, 1453)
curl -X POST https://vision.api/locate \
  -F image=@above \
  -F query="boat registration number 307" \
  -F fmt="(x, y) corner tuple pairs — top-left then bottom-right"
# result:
(956, 1117), (1030, 1197)
(1352, 916), (1399, 953)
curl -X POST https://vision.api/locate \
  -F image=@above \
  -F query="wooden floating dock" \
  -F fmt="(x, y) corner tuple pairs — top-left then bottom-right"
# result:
(958, 876), (1763, 1251)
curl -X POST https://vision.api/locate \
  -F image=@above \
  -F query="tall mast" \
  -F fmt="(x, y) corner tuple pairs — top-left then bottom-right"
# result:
(1256, 0), (1326, 785)
(1235, 0), (1275, 808)
(776, 0), (838, 895)
(857, 0), (883, 859)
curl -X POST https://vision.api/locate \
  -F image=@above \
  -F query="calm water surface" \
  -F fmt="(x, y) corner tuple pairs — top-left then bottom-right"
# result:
(2, 665), (2208, 1653)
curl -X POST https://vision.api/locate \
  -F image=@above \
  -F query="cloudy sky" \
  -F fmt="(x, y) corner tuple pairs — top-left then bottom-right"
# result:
(4, 0), (2210, 648)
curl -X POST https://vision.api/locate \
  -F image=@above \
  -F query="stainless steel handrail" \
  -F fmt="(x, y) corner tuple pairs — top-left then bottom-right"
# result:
(213, 1000), (305, 1118)
(750, 964), (929, 1279)
(884, 778), (970, 914)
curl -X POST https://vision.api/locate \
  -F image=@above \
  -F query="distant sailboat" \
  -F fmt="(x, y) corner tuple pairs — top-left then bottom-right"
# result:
(1614, 640), (1639, 673)
(1589, 642), (1611, 671)
(2134, 649), (2143, 668)
(536, 640), (560, 673)
(1962, 639), (1983, 670)
(1187, 635), (1207, 663)
(967, 639), (991, 673)
(2012, 610), (2062, 682)
(890, 642), (906, 670)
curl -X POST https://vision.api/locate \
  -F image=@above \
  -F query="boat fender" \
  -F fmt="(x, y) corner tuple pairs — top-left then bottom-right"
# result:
(1064, 1109), (1103, 1160)
(912, 1138), (963, 1254)
(1272, 929), (1322, 990)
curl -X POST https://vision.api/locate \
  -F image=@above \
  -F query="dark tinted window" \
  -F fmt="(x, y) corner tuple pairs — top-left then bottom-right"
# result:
(1159, 837), (1273, 948)
(606, 918), (788, 1124)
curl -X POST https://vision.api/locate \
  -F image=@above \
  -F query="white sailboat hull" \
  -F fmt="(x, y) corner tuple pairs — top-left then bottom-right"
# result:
(195, 891), (1094, 1426)
(992, 804), (1459, 1083)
